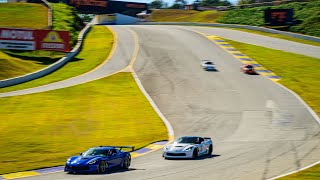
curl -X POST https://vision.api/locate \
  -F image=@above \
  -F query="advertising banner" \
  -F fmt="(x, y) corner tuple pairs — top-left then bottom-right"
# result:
(35, 30), (70, 52)
(0, 28), (36, 50)
(0, 28), (70, 52)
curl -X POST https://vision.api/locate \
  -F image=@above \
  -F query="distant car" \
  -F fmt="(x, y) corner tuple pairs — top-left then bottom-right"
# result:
(201, 60), (216, 71)
(240, 64), (256, 74)
(64, 146), (134, 174)
(163, 136), (213, 159)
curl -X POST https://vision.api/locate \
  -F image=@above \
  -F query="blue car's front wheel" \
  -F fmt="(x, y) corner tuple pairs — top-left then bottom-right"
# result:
(98, 161), (107, 173)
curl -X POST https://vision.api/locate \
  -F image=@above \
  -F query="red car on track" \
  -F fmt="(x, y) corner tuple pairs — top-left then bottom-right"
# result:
(240, 64), (256, 74)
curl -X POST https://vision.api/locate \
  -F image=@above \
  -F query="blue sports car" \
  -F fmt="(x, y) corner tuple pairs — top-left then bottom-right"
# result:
(64, 146), (134, 174)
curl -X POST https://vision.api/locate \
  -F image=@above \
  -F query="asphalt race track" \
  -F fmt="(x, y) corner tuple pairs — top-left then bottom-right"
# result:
(17, 25), (320, 180)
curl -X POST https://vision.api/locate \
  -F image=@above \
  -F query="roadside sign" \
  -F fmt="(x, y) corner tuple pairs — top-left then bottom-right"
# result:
(0, 28), (70, 52)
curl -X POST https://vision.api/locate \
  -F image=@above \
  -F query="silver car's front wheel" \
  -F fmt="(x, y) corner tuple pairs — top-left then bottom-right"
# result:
(192, 148), (198, 159)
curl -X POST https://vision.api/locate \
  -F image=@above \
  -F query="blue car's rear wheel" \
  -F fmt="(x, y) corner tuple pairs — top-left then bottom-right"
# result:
(98, 161), (107, 173)
(122, 157), (131, 169)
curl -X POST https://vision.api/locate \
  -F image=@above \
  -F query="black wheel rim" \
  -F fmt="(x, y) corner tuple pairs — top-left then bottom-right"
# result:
(124, 158), (130, 168)
(100, 161), (106, 173)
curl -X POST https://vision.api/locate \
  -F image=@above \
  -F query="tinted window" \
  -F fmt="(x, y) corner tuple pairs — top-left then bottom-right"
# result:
(177, 137), (200, 144)
(82, 148), (109, 156)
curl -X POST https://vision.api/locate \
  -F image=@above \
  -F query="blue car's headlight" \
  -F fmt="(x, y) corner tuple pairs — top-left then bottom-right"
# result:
(66, 158), (71, 163)
(185, 147), (193, 151)
(88, 159), (98, 164)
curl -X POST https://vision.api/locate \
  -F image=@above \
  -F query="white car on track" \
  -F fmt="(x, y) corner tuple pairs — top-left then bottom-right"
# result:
(163, 136), (213, 159)
(201, 60), (216, 71)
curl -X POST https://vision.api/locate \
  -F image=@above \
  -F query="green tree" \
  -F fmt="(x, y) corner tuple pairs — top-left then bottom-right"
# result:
(200, 0), (232, 6)
(150, 0), (163, 9)
(170, 0), (187, 9)
(237, 0), (255, 5)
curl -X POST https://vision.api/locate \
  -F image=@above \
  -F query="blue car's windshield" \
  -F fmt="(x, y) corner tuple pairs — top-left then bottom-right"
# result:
(176, 137), (198, 144)
(82, 148), (109, 157)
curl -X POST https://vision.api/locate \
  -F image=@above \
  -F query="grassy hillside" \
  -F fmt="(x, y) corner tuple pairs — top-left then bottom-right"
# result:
(0, 2), (84, 81)
(0, 51), (63, 80)
(51, 2), (84, 46)
(0, 26), (113, 92)
(218, 0), (320, 37)
(151, 9), (224, 23)
(0, 73), (167, 174)
(0, 3), (48, 29)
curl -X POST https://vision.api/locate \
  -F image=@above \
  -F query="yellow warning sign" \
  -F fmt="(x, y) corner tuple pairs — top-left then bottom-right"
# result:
(43, 31), (63, 43)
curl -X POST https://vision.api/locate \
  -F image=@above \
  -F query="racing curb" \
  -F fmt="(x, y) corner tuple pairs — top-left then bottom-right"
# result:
(196, 32), (281, 82)
(196, 30), (320, 180)
(0, 141), (169, 180)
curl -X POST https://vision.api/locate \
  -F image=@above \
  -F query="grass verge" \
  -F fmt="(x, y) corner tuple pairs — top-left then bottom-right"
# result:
(0, 25), (113, 93)
(0, 50), (63, 80)
(0, 3), (48, 29)
(223, 27), (320, 47)
(151, 9), (224, 23)
(224, 39), (320, 179)
(0, 72), (168, 174)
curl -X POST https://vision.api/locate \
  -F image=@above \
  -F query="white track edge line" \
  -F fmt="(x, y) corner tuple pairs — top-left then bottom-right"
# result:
(131, 70), (175, 139)
(182, 26), (320, 179)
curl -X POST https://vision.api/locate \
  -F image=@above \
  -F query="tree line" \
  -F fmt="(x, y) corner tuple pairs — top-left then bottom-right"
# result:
(149, 0), (232, 9)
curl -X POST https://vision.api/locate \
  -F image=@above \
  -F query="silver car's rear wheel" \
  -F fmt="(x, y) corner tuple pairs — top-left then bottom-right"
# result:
(207, 145), (213, 155)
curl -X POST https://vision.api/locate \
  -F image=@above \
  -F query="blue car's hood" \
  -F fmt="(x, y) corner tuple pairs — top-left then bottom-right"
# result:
(69, 156), (100, 165)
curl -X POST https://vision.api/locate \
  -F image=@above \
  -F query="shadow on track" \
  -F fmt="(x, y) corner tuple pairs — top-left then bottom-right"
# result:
(165, 154), (220, 161)
(66, 167), (145, 176)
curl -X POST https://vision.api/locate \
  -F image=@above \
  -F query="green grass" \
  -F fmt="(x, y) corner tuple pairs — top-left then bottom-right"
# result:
(0, 2), (84, 81)
(151, 9), (224, 23)
(0, 3), (48, 29)
(279, 164), (320, 180)
(0, 72), (168, 174)
(0, 25), (113, 93)
(51, 3), (84, 46)
(224, 27), (320, 47)
(225, 39), (320, 116)
(0, 50), (63, 80)
(224, 39), (320, 179)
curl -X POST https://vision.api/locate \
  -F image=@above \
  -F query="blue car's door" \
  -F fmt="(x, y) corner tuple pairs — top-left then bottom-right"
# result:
(107, 149), (123, 167)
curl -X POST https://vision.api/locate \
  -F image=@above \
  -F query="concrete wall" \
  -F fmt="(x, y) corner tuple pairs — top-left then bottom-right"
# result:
(115, 13), (139, 25)
(94, 13), (139, 25)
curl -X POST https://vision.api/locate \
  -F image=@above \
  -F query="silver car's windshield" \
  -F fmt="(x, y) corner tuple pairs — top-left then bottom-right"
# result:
(176, 137), (199, 144)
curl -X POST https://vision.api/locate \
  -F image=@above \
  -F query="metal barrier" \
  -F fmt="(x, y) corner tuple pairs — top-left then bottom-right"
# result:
(139, 22), (320, 43)
(0, 23), (92, 88)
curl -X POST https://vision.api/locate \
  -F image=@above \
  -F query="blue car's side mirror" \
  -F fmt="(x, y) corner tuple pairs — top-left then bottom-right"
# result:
(80, 152), (83, 155)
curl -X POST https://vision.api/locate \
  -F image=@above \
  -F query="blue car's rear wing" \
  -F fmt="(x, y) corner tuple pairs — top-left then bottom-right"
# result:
(99, 146), (135, 152)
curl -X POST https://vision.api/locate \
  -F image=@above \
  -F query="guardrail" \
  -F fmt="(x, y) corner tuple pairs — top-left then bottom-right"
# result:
(0, 23), (92, 88)
(139, 22), (320, 43)
(41, 0), (52, 29)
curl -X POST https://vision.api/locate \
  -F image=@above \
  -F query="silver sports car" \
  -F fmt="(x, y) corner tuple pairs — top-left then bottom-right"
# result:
(163, 136), (213, 159)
